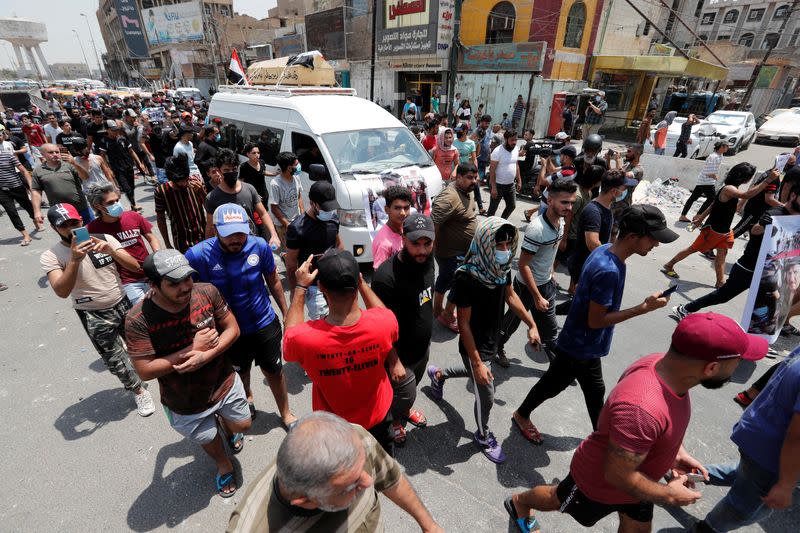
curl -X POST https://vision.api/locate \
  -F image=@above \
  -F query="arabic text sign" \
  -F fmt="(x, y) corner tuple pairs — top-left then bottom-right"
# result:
(377, 25), (437, 56)
(113, 0), (149, 58)
(143, 1), (204, 46)
(436, 0), (454, 59)
(459, 42), (547, 72)
(385, 0), (430, 28)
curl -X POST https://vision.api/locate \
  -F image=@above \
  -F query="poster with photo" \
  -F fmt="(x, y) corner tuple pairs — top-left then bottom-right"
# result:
(741, 215), (800, 343)
(354, 167), (431, 238)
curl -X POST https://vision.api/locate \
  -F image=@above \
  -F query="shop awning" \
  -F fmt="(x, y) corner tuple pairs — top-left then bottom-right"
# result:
(591, 55), (728, 82)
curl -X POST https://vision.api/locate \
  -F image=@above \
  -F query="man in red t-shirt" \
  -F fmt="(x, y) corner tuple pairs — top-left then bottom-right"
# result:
(284, 248), (404, 456)
(21, 114), (47, 151)
(87, 182), (160, 304)
(504, 313), (767, 533)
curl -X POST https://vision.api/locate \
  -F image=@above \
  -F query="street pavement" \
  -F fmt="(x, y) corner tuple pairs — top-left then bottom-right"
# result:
(0, 141), (798, 532)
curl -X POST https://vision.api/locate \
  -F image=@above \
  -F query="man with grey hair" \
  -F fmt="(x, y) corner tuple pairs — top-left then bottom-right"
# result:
(227, 411), (443, 532)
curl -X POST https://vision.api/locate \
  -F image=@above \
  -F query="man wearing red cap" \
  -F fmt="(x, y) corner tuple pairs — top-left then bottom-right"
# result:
(504, 313), (767, 533)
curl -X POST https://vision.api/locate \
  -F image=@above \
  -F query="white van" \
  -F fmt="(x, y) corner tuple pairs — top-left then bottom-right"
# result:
(175, 87), (204, 101)
(208, 85), (442, 263)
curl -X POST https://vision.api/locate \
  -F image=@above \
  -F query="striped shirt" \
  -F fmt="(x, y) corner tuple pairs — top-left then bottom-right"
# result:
(153, 180), (207, 253)
(227, 425), (402, 533)
(0, 151), (23, 188)
(518, 214), (564, 286)
(696, 152), (722, 186)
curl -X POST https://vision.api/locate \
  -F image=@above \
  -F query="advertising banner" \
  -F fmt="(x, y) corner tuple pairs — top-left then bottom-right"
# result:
(306, 7), (346, 60)
(113, 0), (150, 58)
(741, 215), (800, 343)
(142, 1), (204, 46)
(459, 42), (547, 72)
(377, 0), (438, 57)
(436, 0), (454, 59)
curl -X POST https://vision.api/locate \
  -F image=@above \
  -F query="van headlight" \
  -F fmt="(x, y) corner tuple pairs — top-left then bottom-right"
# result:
(337, 209), (368, 227)
(727, 137), (737, 145)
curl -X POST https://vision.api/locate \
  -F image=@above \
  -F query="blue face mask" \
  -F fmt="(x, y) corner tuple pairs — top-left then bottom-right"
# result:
(495, 249), (512, 264)
(214, 133), (221, 142)
(317, 209), (336, 221)
(105, 201), (124, 217)
(293, 162), (302, 176)
(614, 189), (628, 202)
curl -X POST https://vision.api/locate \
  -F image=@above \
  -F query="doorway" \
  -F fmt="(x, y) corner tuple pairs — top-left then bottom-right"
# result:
(399, 72), (444, 116)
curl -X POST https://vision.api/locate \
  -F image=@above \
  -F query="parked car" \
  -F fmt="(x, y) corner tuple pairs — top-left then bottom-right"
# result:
(755, 108), (794, 129)
(643, 117), (719, 159)
(756, 108), (800, 146)
(704, 111), (756, 154)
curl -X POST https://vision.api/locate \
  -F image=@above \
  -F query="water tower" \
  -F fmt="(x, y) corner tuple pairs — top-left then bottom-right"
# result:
(0, 17), (53, 79)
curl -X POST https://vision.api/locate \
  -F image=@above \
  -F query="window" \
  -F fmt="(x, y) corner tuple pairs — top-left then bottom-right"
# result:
(243, 124), (285, 166)
(700, 12), (715, 25)
(291, 132), (326, 174)
(790, 29), (800, 47)
(717, 35), (730, 41)
(762, 33), (780, 49)
(774, 5), (790, 19)
(723, 10), (738, 23)
(485, 2), (516, 44)
(738, 33), (754, 47)
(563, 1), (587, 49)
(642, 21), (651, 36)
(748, 8), (764, 21)
(694, 0), (705, 18)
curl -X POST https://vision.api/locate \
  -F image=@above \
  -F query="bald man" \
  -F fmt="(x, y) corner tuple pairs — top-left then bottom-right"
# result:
(32, 143), (92, 224)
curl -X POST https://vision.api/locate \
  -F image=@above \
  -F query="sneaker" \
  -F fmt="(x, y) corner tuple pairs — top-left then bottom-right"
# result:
(766, 348), (779, 359)
(672, 304), (690, 320)
(427, 365), (444, 401)
(495, 349), (510, 368)
(781, 323), (800, 337)
(391, 422), (407, 446)
(473, 430), (506, 463)
(135, 388), (155, 417)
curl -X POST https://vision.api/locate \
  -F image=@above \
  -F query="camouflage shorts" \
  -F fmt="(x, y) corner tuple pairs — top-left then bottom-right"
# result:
(75, 298), (142, 391)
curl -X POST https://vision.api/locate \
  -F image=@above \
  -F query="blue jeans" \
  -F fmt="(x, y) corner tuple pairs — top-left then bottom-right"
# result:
(305, 284), (329, 320)
(702, 451), (779, 531)
(123, 281), (150, 305)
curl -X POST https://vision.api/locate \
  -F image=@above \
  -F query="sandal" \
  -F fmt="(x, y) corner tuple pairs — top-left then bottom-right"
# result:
(661, 267), (680, 279)
(512, 415), (543, 445)
(217, 416), (245, 454)
(215, 471), (237, 498)
(504, 496), (541, 533)
(522, 210), (532, 223)
(21, 239), (31, 246)
(391, 422), (407, 446)
(733, 391), (753, 409)
(406, 408), (427, 428)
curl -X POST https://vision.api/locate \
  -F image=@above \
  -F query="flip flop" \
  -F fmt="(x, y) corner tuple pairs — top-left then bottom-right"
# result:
(215, 471), (237, 498)
(661, 268), (680, 279)
(229, 432), (244, 454)
(504, 496), (541, 533)
(512, 416), (543, 445)
(20, 240), (31, 246)
(405, 408), (427, 428)
(733, 391), (753, 409)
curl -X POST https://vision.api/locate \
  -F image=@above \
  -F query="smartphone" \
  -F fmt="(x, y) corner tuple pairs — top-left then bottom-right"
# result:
(686, 471), (706, 483)
(71, 227), (91, 244)
(660, 283), (678, 298)
(607, 149), (616, 157)
(311, 253), (324, 270)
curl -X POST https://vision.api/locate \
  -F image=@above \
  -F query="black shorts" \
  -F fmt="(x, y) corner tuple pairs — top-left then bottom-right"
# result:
(227, 320), (283, 374)
(556, 474), (653, 527)
(555, 238), (575, 265)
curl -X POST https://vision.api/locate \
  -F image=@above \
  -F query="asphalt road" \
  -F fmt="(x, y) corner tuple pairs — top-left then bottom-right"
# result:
(0, 140), (797, 533)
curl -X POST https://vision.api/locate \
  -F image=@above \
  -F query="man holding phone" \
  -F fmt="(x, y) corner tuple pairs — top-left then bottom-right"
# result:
(32, 143), (91, 224)
(40, 203), (154, 417)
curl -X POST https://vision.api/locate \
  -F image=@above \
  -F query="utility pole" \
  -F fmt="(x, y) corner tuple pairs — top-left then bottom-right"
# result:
(73, 30), (92, 78)
(369, 0), (377, 101)
(81, 13), (105, 78)
(739, 0), (799, 110)
(446, 0), (463, 126)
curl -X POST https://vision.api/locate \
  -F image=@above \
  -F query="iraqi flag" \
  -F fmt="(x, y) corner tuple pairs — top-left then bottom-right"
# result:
(227, 48), (249, 85)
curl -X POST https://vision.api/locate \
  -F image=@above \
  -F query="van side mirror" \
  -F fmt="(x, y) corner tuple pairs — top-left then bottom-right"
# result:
(309, 163), (329, 182)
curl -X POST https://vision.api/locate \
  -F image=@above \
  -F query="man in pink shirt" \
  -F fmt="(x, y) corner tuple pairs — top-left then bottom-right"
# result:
(372, 186), (412, 268)
(504, 313), (767, 533)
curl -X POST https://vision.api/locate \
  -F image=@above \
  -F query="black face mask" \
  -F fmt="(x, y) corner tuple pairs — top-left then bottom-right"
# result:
(223, 171), (238, 186)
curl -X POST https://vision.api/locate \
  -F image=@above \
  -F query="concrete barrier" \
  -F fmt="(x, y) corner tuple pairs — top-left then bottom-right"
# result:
(639, 153), (734, 189)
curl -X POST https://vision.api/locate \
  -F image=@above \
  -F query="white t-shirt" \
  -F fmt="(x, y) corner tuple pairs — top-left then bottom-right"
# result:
(490, 144), (520, 185)
(696, 152), (723, 186)
(44, 123), (62, 144)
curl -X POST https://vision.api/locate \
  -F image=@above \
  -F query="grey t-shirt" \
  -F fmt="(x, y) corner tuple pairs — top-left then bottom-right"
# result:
(268, 175), (303, 226)
(205, 181), (262, 232)
(32, 162), (88, 211)
(518, 214), (564, 286)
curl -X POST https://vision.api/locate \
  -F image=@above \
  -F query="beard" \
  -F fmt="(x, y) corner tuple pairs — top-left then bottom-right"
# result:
(401, 248), (433, 266)
(700, 376), (731, 390)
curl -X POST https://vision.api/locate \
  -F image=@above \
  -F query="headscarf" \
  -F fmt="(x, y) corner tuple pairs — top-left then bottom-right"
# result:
(435, 127), (457, 152)
(656, 111), (677, 130)
(456, 216), (518, 288)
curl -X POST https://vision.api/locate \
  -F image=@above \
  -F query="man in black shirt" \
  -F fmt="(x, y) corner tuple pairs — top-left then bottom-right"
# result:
(372, 214), (435, 446)
(674, 114), (697, 158)
(562, 102), (576, 136)
(674, 182), (800, 320)
(286, 180), (343, 319)
(100, 120), (146, 211)
(195, 125), (220, 186)
(85, 110), (105, 154)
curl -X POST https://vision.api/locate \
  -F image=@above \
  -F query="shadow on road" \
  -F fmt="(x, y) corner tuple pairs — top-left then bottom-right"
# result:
(89, 358), (107, 373)
(54, 387), (132, 440)
(127, 440), (240, 531)
(282, 361), (310, 395)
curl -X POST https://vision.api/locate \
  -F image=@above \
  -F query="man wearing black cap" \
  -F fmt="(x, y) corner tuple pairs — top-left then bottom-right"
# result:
(284, 249), (405, 455)
(126, 249), (250, 498)
(511, 205), (679, 444)
(285, 180), (343, 320)
(371, 214), (436, 445)
(99, 119), (147, 212)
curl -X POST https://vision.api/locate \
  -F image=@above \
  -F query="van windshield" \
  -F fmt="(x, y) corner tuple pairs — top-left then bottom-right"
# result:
(322, 128), (433, 177)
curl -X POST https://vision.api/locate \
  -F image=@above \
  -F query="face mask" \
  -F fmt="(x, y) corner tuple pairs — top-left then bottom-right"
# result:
(214, 133), (221, 142)
(223, 171), (238, 186)
(495, 249), (512, 264)
(595, 96), (601, 102)
(317, 209), (336, 222)
(105, 201), (124, 217)
(585, 155), (596, 164)
(293, 162), (302, 176)
(614, 190), (628, 202)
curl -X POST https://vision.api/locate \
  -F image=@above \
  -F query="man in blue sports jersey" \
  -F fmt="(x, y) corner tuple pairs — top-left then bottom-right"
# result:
(186, 203), (295, 428)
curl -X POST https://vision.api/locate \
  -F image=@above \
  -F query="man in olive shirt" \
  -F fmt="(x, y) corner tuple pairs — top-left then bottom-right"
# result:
(227, 411), (443, 533)
(32, 143), (91, 224)
(431, 162), (478, 332)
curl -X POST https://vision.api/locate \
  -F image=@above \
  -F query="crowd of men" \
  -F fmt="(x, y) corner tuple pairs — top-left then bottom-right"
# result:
(1, 91), (800, 533)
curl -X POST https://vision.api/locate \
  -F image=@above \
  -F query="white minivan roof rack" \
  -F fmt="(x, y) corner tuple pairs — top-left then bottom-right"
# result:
(216, 85), (357, 98)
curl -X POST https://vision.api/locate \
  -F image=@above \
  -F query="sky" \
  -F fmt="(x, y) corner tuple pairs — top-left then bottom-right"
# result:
(0, 0), (277, 73)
